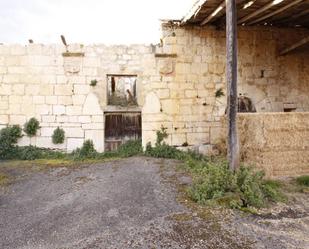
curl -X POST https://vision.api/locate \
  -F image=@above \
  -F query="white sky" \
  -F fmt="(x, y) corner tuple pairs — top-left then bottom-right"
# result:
(0, 0), (194, 45)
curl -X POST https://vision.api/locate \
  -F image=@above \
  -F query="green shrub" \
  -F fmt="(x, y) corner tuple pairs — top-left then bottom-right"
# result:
(296, 175), (309, 186)
(52, 127), (65, 144)
(0, 125), (22, 159)
(117, 140), (142, 157)
(189, 159), (285, 208)
(24, 117), (40, 137)
(72, 140), (97, 160)
(17, 146), (43, 160)
(155, 126), (168, 146)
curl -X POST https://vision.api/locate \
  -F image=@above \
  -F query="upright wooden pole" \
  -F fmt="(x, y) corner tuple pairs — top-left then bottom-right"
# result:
(226, 0), (239, 171)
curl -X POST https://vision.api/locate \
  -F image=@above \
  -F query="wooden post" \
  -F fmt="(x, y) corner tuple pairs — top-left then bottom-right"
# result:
(226, 0), (239, 171)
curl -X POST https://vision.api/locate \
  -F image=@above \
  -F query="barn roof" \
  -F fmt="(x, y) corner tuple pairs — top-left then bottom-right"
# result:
(181, 0), (309, 29)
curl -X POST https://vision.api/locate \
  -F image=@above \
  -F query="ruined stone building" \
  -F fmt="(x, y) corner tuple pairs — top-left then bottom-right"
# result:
(0, 0), (309, 177)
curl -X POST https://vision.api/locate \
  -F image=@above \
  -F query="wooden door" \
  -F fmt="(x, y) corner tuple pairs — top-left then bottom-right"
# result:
(104, 112), (141, 151)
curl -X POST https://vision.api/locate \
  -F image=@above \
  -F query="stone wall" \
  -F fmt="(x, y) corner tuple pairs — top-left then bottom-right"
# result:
(237, 113), (309, 178)
(0, 24), (308, 153)
(0, 43), (155, 151)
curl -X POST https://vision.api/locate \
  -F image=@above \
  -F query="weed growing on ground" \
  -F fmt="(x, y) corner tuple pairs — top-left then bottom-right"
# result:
(188, 159), (286, 208)
(296, 175), (309, 187)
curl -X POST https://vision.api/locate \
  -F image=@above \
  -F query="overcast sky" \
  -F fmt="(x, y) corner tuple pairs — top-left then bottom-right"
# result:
(0, 0), (193, 45)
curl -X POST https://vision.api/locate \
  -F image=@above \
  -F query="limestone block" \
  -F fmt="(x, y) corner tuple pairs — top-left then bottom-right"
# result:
(142, 130), (157, 149)
(36, 105), (51, 115)
(36, 136), (66, 150)
(8, 104), (21, 114)
(78, 116), (91, 123)
(83, 57), (100, 67)
(82, 93), (102, 115)
(27, 44), (42, 55)
(67, 138), (84, 152)
(74, 85), (90, 95)
(198, 144), (218, 156)
(92, 115), (104, 123)
(171, 133), (187, 146)
(157, 89), (170, 99)
(66, 106), (82, 115)
(56, 116), (69, 123)
(85, 130), (104, 152)
(12, 84), (25, 95)
(39, 85), (54, 95)
(53, 105), (66, 115)
(82, 123), (104, 130)
(0, 115), (8, 124)
(0, 66), (7, 74)
(10, 115), (26, 125)
(64, 127), (84, 138)
(142, 92), (160, 114)
(40, 127), (54, 137)
(0, 84), (11, 95)
(161, 99), (179, 114)
(58, 96), (73, 105)
(21, 104), (35, 116)
(46, 96), (58, 104)
(68, 116), (79, 122)
(33, 96), (45, 104)
(25, 85), (40, 95)
(17, 136), (31, 147)
(158, 59), (174, 75)
(9, 95), (22, 104)
(56, 76), (68, 84)
(0, 100), (8, 110)
(5, 57), (20, 66)
(42, 115), (56, 123)
(185, 90), (198, 98)
(72, 95), (86, 105)
(187, 132), (210, 145)
(55, 85), (73, 96)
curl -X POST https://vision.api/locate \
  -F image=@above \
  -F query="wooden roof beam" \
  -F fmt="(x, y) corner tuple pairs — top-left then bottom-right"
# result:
(274, 8), (309, 25)
(181, 0), (208, 25)
(200, 1), (226, 26)
(280, 36), (309, 56)
(238, 0), (285, 24)
(248, 0), (305, 25)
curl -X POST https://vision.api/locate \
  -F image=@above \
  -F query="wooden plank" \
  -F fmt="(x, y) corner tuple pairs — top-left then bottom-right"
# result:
(62, 52), (84, 57)
(248, 0), (304, 25)
(226, 0), (239, 171)
(154, 53), (177, 58)
(200, 1), (226, 26)
(280, 36), (309, 56)
(238, 0), (282, 24)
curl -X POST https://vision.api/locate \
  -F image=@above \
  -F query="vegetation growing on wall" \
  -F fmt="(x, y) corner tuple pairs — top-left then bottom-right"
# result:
(52, 127), (65, 144)
(24, 117), (40, 137)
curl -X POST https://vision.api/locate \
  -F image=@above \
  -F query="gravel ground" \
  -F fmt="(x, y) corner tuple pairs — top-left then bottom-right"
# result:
(0, 157), (308, 249)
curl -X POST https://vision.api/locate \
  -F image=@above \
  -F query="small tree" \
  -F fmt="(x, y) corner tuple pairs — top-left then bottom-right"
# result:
(52, 127), (65, 144)
(24, 117), (40, 137)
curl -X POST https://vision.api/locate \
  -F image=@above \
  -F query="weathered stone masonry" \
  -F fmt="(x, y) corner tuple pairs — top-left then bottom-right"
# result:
(0, 25), (308, 156)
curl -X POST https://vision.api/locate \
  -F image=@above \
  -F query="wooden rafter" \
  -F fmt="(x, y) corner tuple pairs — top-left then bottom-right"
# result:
(280, 36), (309, 56)
(181, 0), (208, 25)
(200, 0), (226, 26)
(274, 8), (309, 25)
(238, 0), (283, 24)
(248, 0), (305, 25)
